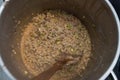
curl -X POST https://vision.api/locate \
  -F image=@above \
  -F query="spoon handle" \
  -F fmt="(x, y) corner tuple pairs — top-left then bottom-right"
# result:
(32, 62), (64, 80)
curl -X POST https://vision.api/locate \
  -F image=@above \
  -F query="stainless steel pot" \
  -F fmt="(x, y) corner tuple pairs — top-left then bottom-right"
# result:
(0, 0), (120, 80)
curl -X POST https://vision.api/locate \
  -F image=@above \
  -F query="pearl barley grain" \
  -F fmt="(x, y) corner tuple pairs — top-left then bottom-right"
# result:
(20, 10), (92, 80)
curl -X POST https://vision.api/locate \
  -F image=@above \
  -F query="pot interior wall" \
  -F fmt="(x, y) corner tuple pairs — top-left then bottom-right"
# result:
(0, 0), (118, 80)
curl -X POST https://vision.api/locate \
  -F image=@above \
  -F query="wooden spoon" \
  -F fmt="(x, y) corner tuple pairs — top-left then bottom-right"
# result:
(32, 54), (80, 80)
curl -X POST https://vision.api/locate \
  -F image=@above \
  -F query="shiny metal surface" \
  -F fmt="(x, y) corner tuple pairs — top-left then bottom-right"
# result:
(0, 0), (119, 80)
(0, 1), (15, 80)
(100, 1), (120, 80)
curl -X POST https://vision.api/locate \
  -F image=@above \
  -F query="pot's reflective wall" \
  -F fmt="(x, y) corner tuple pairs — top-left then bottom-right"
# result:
(0, 0), (118, 80)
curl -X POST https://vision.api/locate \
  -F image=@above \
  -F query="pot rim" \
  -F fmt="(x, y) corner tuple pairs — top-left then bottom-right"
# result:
(0, 1), (16, 80)
(0, 0), (120, 80)
(99, 0), (120, 80)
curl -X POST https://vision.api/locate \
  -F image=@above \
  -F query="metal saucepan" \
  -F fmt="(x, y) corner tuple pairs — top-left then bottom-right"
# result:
(0, 0), (120, 80)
